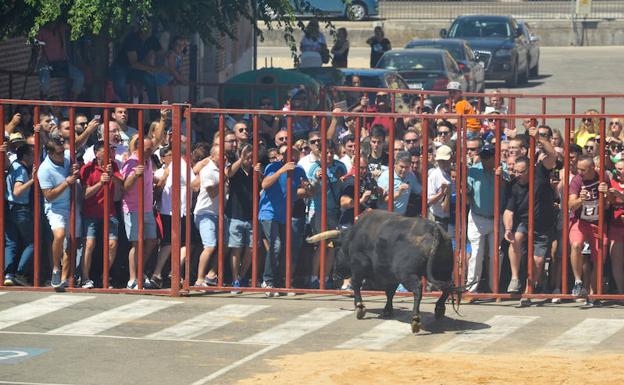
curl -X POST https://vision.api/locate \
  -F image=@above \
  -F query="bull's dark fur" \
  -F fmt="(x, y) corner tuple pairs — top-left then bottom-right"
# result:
(323, 210), (455, 332)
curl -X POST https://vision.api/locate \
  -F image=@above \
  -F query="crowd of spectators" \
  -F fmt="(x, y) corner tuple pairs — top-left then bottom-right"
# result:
(2, 80), (624, 305)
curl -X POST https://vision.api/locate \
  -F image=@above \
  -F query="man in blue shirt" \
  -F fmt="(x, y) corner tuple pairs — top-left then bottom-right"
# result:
(37, 138), (81, 290)
(307, 140), (347, 288)
(258, 146), (310, 295)
(378, 151), (422, 215)
(4, 145), (35, 286)
(465, 143), (506, 294)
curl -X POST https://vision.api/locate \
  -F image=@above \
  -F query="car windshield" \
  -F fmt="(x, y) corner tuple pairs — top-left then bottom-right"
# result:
(450, 20), (512, 38)
(405, 43), (463, 61)
(377, 53), (443, 71)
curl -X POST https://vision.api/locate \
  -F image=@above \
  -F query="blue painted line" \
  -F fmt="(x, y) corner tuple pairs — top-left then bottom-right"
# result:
(0, 348), (48, 364)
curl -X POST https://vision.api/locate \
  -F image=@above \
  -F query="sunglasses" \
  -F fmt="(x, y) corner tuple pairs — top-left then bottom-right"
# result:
(584, 145), (595, 150)
(404, 139), (418, 144)
(538, 132), (551, 138)
(582, 118), (593, 123)
(238, 128), (248, 133)
(438, 131), (450, 136)
(467, 147), (479, 152)
(610, 122), (621, 126)
(277, 136), (288, 142)
(309, 139), (320, 145)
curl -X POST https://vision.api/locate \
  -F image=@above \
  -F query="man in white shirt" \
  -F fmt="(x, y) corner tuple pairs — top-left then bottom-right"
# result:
(428, 145), (454, 231)
(83, 121), (128, 168)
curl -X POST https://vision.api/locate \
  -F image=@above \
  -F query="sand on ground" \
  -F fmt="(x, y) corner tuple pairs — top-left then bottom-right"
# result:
(236, 350), (624, 385)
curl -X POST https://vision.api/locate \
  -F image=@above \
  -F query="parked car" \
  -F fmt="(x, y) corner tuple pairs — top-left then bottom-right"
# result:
(440, 15), (536, 87)
(374, 48), (466, 103)
(518, 21), (541, 77)
(339, 68), (411, 112)
(286, 0), (379, 21)
(405, 38), (485, 93)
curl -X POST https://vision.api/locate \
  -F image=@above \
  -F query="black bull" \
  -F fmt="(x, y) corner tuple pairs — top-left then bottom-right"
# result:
(306, 210), (459, 333)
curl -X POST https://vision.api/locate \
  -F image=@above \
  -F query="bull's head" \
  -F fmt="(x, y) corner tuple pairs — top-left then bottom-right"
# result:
(306, 229), (351, 283)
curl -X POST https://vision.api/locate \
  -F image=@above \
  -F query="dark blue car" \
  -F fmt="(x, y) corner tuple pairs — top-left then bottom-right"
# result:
(289, 0), (379, 21)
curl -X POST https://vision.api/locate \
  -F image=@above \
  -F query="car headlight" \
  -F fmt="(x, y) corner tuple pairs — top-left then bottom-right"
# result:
(495, 49), (512, 57)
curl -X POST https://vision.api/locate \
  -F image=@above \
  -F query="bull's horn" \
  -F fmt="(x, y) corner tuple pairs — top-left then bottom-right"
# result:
(306, 230), (341, 243)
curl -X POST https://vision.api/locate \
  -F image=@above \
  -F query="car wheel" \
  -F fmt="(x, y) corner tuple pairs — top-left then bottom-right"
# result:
(530, 61), (539, 77)
(347, 2), (367, 21)
(505, 62), (518, 88)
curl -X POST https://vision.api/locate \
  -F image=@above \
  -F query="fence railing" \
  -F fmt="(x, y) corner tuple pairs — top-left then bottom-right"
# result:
(0, 95), (623, 303)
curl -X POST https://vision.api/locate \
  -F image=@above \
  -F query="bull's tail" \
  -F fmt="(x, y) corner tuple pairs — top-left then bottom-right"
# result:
(306, 230), (341, 244)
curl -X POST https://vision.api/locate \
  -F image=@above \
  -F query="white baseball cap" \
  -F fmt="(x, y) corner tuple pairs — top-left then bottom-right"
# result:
(446, 81), (461, 91)
(435, 145), (453, 161)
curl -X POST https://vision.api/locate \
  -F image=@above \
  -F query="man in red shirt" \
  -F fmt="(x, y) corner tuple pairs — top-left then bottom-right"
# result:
(79, 141), (124, 288)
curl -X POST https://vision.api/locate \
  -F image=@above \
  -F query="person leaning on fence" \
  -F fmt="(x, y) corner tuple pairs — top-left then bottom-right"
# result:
(122, 137), (158, 289)
(568, 155), (611, 301)
(193, 145), (224, 287)
(258, 145), (309, 296)
(465, 143), (506, 295)
(367, 125), (389, 179)
(427, 145), (454, 231)
(503, 126), (558, 297)
(79, 140), (124, 289)
(378, 150), (421, 216)
(4, 144), (36, 287)
(38, 137), (82, 290)
(607, 159), (624, 293)
(308, 140), (347, 289)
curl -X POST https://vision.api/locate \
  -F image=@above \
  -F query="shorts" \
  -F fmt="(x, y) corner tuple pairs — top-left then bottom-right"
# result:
(228, 218), (253, 248)
(160, 214), (187, 245)
(83, 216), (119, 240)
(195, 212), (226, 248)
(513, 222), (553, 258)
(569, 220), (608, 261)
(123, 211), (157, 241)
(608, 223), (624, 243)
(45, 208), (81, 238)
(312, 210), (340, 235)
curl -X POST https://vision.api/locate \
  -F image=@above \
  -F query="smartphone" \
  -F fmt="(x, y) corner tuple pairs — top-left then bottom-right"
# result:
(162, 100), (169, 105)
(93, 115), (101, 121)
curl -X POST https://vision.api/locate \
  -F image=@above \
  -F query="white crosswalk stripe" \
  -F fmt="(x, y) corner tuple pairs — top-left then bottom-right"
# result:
(432, 315), (539, 353)
(0, 292), (7, 296)
(241, 307), (349, 345)
(146, 304), (269, 340)
(336, 320), (413, 350)
(0, 295), (94, 330)
(540, 318), (624, 353)
(48, 299), (180, 335)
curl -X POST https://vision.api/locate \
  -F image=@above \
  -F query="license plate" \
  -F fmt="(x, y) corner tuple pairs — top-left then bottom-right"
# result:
(408, 83), (423, 89)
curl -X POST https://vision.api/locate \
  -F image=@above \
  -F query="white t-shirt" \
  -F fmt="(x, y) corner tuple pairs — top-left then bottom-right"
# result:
(339, 154), (352, 173)
(119, 126), (138, 147)
(155, 158), (195, 216)
(194, 159), (221, 215)
(427, 166), (454, 219)
(297, 153), (319, 176)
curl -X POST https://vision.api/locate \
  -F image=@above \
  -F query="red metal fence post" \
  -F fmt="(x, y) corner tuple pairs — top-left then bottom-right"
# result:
(493, 119), (502, 294)
(0, 105), (4, 284)
(218, 114), (225, 288)
(285, 116), (294, 291)
(527, 121), (536, 295)
(597, 117), (606, 295)
(562, 118), (571, 295)
(184, 107), (192, 292)
(102, 109), (111, 289)
(251, 115), (259, 289)
(170, 104), (182, 297)
(137, 110), (145, 290)
(68, 107), (77, 288)
(319, 116), (327, 290)
(421, 119), (429, 219)
(353, 115), (361, 221)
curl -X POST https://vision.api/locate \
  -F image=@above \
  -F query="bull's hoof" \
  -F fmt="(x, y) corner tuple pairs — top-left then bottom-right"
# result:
(355, 303), (366, 319)
(411, 316), (421, 333)
(381, 308), (393, 319)
(434, 304), (446, 320)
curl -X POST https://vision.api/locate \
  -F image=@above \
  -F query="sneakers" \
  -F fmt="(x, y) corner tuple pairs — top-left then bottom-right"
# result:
(396, 284), (409, 293)
(204, 276), (218, 286)
(584, 298), (601, 308)
(308, 279), (320, 290)
(551, 288), (562, 304)
(261, 281), (277, 297)
(231, 280), (242, 294)
(507, 278), (521, 294)
(149, 276), (163, 289)
(82, 279), (95, 289)
(51, 270), (62, 288)
(13, 274), (29, 287)
(572, 281), (588, 298)
(518, 297), (531, 307)
(126, 280), (138, 290)
(3, 274), (15, 286)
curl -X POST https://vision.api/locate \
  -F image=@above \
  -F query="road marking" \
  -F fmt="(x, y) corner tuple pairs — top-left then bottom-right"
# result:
(189, 345), (278, 385)
(336, 320), (413, 350)
(432, 315), (538, 353)
(241, 307), (349, 345)
(48, 299), (180, 335)
(540, 318), (624, 353)
(0, 292), (7, 296)
(0, 381), (75, 385)
(146, 304), (269, 340)
(0, 348), (48, 365)
(0, 295), (94, 330)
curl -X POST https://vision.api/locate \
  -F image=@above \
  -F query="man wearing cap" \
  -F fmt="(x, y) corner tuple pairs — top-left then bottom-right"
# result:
(465, 143), (506, 294)
(428, 145), (454, 230)
(446, 81), (481, 139)
(378, 150), (421, 216)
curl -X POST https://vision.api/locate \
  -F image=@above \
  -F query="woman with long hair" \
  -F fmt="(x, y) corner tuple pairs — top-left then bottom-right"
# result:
(574, 109), (599, 147)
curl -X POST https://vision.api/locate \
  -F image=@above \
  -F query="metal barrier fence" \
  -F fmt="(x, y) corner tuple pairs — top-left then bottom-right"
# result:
(378, 0), (624, 20)
(0, 96), (623, 302)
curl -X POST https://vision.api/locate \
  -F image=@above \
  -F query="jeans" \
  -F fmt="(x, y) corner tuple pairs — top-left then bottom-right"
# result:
(466, 210), (499, 292)
(39, 61), (85, 98)
(109, 65), (158, 104)
(261, 220), (286, 286)
(291, 217), (305, 277)
(4, 205), (34, 276)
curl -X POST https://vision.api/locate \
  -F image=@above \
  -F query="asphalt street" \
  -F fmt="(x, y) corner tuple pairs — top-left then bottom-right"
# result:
(0, 291), (623, 385)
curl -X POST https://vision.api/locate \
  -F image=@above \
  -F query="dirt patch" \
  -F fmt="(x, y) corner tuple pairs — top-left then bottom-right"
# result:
(235, 350), (624, 385)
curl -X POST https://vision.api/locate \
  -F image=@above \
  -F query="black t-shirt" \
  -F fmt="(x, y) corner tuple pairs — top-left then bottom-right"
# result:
(339, 175), (379, 226)
(225, 166), (253, 221)
(369, 38), (391, 67)
(114, 32), (161, 68)
(368, 151), (389, 173)
(505, 163), (555, 232)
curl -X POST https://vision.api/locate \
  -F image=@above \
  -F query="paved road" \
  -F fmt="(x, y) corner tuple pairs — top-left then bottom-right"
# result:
(258, 45), (624, 116)
(0, 291), (623, 385)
